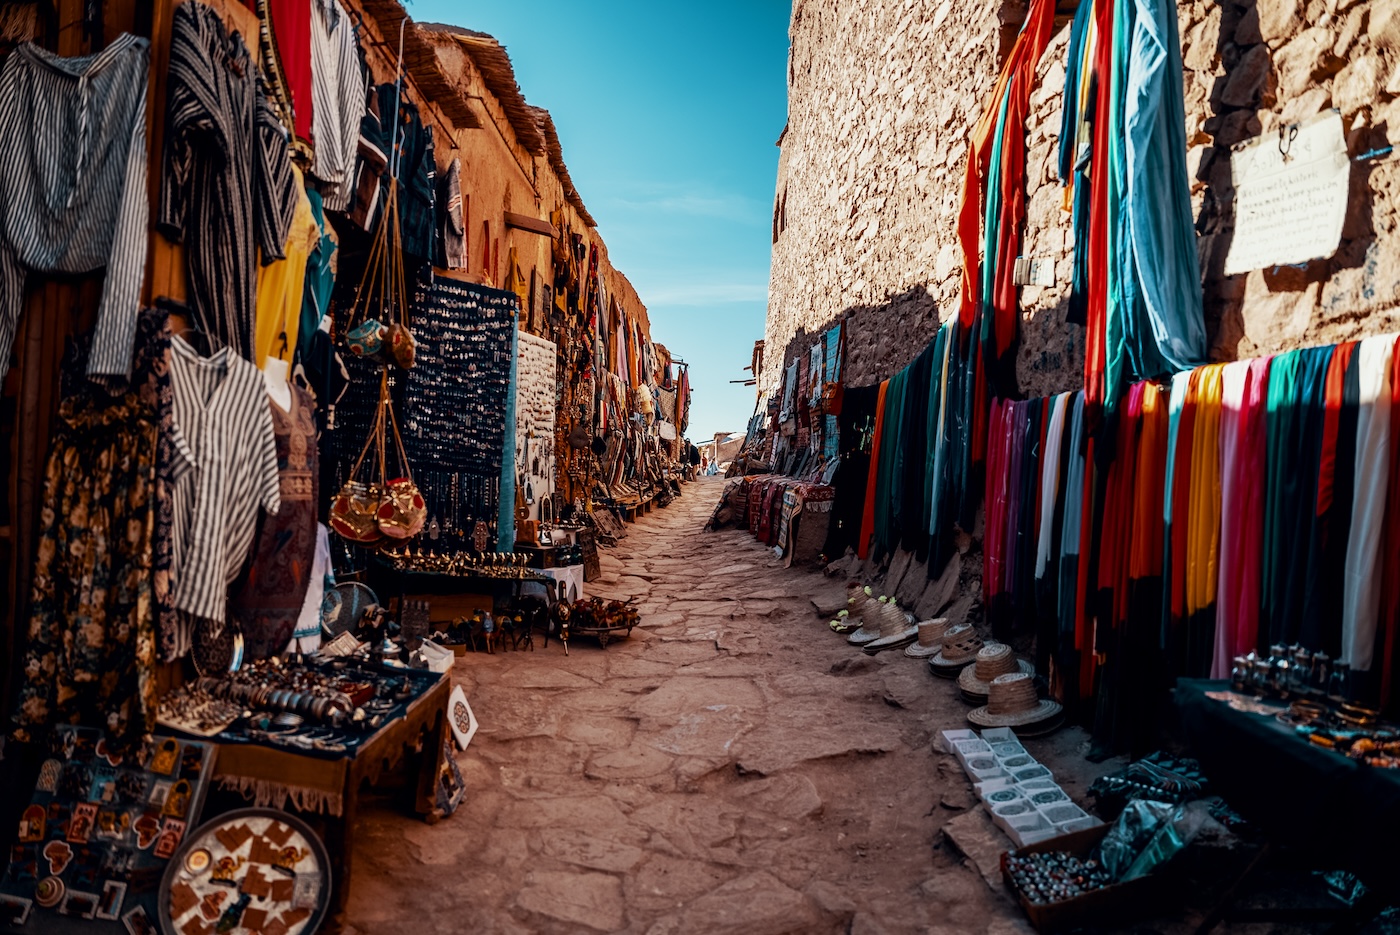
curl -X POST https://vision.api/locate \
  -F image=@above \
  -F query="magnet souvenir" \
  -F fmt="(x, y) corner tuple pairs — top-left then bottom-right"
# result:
(133, 812), (161, 850)
(17, 804), (44, 843)
(163, 779), (192, 819)
(41, 840), (73, 875)
(36, 759), (62, 793)
(96, 880), (127, 921)
(154, 818), (186, 859)
(150, 739), (179, 776)
(34, 875), (65, 909)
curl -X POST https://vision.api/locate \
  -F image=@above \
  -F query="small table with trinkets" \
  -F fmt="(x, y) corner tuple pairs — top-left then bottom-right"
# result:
(157, 658), (453, 932)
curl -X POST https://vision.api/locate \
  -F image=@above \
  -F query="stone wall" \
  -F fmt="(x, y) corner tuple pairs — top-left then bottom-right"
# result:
(765, 0), (1400, 399)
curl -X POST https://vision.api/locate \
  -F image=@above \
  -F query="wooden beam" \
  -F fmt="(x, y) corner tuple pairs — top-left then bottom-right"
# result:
(504, 212), (558, 238)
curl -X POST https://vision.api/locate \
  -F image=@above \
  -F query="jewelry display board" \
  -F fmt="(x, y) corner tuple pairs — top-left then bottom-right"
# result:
(0, 728), (216, 934)
(515, 331), (557, 522)
(328, 275), (519, 549)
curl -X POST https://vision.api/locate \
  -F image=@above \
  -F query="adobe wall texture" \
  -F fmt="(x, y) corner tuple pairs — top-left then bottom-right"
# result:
(764, 0), (1400, 397)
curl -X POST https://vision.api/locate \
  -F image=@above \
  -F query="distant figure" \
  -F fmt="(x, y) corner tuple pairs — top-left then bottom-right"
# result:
(706, 460), (718, 476)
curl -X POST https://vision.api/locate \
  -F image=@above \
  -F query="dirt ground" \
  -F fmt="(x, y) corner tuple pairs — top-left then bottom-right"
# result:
(345, 477), (1318, 935)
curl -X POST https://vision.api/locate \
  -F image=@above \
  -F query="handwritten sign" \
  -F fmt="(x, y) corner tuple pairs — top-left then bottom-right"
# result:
(1224, 110), (1350, 276)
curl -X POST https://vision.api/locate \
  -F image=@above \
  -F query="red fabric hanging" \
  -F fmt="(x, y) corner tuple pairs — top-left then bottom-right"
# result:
(1168, 369), (1201, 626)
(857, 381), (889, 560)
(956, 0), (1057, 336)
(268, 0), (314, 144)
(1316, 341), (1357, 524)
(1083, 0), (1116, 418)
(1098, 383), (1144, 633)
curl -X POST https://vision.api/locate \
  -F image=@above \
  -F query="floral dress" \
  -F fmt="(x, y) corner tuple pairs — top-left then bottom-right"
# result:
(13, 309), (171, 751)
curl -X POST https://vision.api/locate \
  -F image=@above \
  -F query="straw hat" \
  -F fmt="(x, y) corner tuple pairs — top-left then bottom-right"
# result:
(847, 596), (894, 645)
(830, 585), (873, 634)
(928, 624), (983, 677)
(967, 672), (1063, 728)
(957, 643), (1035, 699)
(904, 618), (951, 658)
(862, 601), (919, 654)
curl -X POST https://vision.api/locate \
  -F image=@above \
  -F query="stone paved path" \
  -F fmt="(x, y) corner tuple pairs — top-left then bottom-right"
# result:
(345, 477), (1095, 934)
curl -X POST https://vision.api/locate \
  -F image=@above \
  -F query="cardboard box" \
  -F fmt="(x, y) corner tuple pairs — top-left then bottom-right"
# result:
(1001, 825), (1162, 932)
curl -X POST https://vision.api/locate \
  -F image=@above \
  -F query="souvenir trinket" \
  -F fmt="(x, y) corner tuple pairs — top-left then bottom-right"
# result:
(42, 840), (74, 875)
(34, 876), (65, 909)
(184, 848), (212, 875)
(17, 805), (44, 843)
(68, 803), (97, 843)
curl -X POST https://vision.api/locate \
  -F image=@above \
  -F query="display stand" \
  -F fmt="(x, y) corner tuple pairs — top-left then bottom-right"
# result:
(1176, 679), (1400, 932)
(209, 673), (451, 932)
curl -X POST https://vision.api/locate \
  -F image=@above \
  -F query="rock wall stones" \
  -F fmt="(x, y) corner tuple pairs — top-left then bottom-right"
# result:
(766, 0), (1400, 398)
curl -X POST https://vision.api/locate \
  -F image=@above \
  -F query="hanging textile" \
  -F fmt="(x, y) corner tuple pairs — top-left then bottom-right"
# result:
(309, 0), (365, 211)
(11, 316), (177, 750)
(1064, 0), (1206, 415)
(857, 381), (889, 560)
(162, 1), (296, 360)
(1261, 346), (1333, 648)
(0, 32), (150, 381)
(229, 385), (319, 661)
(823, 384), (877, 561)
(955, 0), (1057, 397)
(1344, 335), (1396, 670)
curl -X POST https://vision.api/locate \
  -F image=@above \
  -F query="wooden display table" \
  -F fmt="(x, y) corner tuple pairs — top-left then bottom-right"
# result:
(211, 672), (451, 931)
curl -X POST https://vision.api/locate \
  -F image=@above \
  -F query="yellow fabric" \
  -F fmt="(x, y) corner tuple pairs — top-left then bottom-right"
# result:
(1185, 363), (1225, 616)
(255, 166), (320, 369)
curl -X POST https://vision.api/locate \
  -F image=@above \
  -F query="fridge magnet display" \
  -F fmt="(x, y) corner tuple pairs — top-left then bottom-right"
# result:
(0, 893), (32, 926)
(0, 727), (215, 931)
(58, 888), (99, 919)
(96, 879), (128, 920)
(122, 904), (157, 935)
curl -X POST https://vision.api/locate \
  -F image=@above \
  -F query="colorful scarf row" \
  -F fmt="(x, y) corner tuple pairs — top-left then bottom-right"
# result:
(979, 334), (1400, 734)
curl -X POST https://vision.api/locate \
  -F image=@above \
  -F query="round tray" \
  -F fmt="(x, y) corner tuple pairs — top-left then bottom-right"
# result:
(158, 807), (332, 935)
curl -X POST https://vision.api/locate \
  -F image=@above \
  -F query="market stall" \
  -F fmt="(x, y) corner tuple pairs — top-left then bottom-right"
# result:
(0, 0), (684, 931)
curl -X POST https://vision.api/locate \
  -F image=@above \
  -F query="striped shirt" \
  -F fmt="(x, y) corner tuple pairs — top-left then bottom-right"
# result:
(159, 1), (295, 361)
(169, 335), (281, 632)
(309, 0), (365, 211)
(0, 34), (150, 381)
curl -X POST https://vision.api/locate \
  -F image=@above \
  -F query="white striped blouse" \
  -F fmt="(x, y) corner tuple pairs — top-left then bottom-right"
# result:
(169, 335), (281, 628)
(0, 34), (150, 382)
(309, 0), (366, 212)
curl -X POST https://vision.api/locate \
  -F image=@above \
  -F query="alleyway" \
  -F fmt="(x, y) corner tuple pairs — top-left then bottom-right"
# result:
(344, 478), (1091, 934)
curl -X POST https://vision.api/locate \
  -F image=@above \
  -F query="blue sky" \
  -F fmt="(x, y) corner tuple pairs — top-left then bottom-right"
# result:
(415, 0), (792, 442)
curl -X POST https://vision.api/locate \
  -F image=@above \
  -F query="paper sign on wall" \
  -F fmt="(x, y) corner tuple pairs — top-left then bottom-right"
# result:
(1224, 110), (1350, 276)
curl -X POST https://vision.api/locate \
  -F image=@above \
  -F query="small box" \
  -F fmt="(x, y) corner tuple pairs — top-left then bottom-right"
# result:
(980, 727), (1019, 743)
(962, 754), (1006, 782)
(989, 741), (1026, 759)
(1011, 764), (1052, 783)
(1001, 825), (1163, 932)
(938, 729), (980, 754)
(982, 784), (1026, 808)
(1016, 778), (1061, 793)
(1037, 802), (1100, 834)
(997, 753), (1040, 771)
(1024, 787), (1072, 811)
(953, 741), (994, 776)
